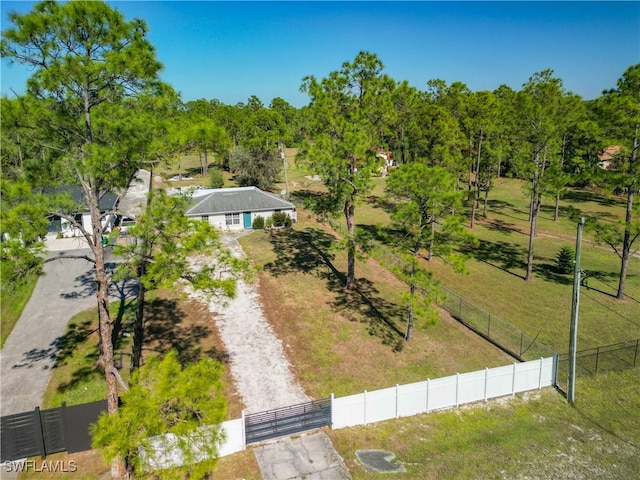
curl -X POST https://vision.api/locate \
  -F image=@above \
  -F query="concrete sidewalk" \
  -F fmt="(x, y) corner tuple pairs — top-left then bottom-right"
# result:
(254, 432), (352, 480)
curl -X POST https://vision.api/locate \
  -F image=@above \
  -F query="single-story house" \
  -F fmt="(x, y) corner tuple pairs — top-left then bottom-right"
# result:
(45, 186), (118, 238)
(185, 186), (297, 231)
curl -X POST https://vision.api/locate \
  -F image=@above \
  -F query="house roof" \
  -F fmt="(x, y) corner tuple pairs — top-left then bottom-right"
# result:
(186, 186), (295, 216)
(43, 186), (119, 212)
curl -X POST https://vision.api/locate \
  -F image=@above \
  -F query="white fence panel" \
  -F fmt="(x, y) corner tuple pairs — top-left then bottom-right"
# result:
(366, 387), (397, 424)
(457, 370), (487, 405)
(426, 375), (458, 411)
(514, 359), (545, 392)
(331, 357), (556, 431)
(486, 364), (516, 398)
(397, 381), (428, 417)
(332, 393), (365, 429)
(218, 418), (245, 457)
(539, 356), (555, 386)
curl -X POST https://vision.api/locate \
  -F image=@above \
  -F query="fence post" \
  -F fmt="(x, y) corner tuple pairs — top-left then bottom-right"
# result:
(511, 363), (517, 396)
(330, 393), (334, 429)
(520, 333), (524, 357)
(595, 346), (600, 374)
(538, 358), (543, 389)
(426, 379), (430, 413)
(484, 367), (489, 401)
(395, 385), (399, 419)
(363, 391), (368, 426)
(635, 340), (639, 367)
(552, 354), (559, 389)
(35, 407), (46, 459)
(487, 314), (491, 337)
(61, 402), (70, 454)
(241, 410), (246, 450)
(459, 296), (463, 318)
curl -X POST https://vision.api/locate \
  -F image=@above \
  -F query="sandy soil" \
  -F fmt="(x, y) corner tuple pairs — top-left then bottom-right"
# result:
(185, 235), (309, 414)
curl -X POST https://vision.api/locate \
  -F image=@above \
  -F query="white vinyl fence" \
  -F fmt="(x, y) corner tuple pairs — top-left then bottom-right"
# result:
(145, 357), (556, 468)
(331, 357), (555, 429)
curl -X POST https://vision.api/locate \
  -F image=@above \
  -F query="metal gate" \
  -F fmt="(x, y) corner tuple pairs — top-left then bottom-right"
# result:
(0, 400), (108, 462)
(244, 397), (332, 445)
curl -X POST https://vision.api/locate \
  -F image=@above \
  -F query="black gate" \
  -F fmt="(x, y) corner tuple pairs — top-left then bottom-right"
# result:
(244, 397), (332, 445)
(1, 409), (45, 461)
(0, 400), (107, 462)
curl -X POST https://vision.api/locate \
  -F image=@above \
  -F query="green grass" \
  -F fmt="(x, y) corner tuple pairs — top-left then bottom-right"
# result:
(1, 274), (38, 348)
(328, 368), (640, 479)
(41, 303), (135, 408)
(315, 174), (640, 355)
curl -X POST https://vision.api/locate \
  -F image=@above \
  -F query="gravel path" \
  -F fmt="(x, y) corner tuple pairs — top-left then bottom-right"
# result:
(186, 234), (310, 414)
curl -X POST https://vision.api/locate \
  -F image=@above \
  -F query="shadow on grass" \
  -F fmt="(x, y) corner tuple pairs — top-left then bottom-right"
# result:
(533, 263), (574, 285)
(143, 297), (230, 365)
(483, 219), (524, 236)
(365, 194), (395, 215)
(49, 320), (102, 395)
(486, 199), (529, 222)
(462, 238), (527, 279)
(563, 189), (624, 208)
(539, 203), (618, 224)
(263, 227), (406, 347)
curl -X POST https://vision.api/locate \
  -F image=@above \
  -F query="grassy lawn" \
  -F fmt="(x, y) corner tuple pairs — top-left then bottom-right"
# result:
(1, 274), (38, 348)
(24, 150), (639, 479)
(285, 167), (639, 355)
(239, 215), (514, 399)
(328, 368), (640, 479)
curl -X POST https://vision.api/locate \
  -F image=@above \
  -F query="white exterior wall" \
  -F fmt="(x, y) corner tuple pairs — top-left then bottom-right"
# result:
(58, 213), (114, 238)
(199, 208), (297, 231)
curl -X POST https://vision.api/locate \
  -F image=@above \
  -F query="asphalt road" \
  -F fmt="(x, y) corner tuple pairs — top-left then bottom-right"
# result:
(0, 247), (133, 417)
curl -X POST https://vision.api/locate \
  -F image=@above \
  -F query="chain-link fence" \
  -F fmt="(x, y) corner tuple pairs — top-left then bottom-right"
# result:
(555, 339), (640, 394)
(293, 205), (637, 377)
(371, 245), (555, 361)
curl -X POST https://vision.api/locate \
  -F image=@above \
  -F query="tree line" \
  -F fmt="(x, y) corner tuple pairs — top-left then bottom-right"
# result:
(1, 1), (638, 477)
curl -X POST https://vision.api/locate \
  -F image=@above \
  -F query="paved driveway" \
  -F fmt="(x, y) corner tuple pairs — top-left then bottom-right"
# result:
(0, 248), (134, 417)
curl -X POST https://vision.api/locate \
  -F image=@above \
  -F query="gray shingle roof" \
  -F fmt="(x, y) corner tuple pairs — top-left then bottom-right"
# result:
(186, 187), (295, 216)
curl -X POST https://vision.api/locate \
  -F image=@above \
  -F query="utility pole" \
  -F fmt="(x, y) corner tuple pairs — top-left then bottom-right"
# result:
(279, 143), (289, 198)
(568, 217), (585, 404)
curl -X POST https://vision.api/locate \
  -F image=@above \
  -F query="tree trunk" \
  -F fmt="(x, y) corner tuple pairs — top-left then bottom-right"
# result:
(483, 184), (490, 217)
(86, 187), (126, 479)
(428, 221), (435, 260)
(525, 169), (540, 282)
(405, 283), (414, 342)
(470, 129), (483, 229)
(617, 129), (638, 300)
(344, 198), (357, 290)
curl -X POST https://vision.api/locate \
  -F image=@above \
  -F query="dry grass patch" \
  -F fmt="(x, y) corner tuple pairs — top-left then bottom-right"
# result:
(241, 212), (513, 400)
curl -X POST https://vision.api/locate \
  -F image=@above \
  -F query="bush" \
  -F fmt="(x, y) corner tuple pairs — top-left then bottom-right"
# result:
(252, 216), (265, 230)
(555, 246), (575, 274)
(272, 212), (291, 227)
(208, 168), (224, 189)
(265, 216), (274, 229)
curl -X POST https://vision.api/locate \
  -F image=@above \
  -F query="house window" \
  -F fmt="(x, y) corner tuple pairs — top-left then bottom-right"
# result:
(201, 215), (209, 222)
(225, 213), (240, 226)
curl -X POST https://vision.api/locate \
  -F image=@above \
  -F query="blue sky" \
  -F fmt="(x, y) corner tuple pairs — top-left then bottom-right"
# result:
(1, 1), (639, 107)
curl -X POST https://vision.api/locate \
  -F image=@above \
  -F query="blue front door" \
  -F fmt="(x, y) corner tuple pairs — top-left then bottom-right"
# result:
(243, 212), (252, 229)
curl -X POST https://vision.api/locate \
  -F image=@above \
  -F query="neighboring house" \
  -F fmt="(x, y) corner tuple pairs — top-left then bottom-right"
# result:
(185, 186), (297, 231)
(598, 146), (621, 170)
(46, 186), (119, 238)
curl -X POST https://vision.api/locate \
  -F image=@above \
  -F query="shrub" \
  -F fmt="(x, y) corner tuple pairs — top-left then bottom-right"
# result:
(208, 168), (224, 189)
(555, 246), (575, 274)
(265, 216), (274, 229)
(252, 216), (265, 230)
(272, 212), (290, 227)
